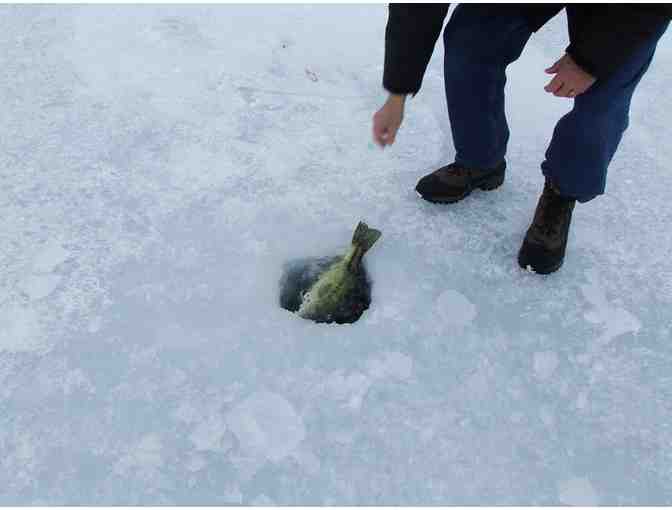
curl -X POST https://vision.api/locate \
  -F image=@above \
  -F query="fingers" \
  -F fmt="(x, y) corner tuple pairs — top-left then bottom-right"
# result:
(553, 83), (568, 97)
(558, 87), (579, 98)
(546, 53), (569, 74)
(372, 123), (395, 148)
(372, 126), (386, 148)
(545, 60), (561, 74)
(372, 113), (399, 148)
(372, 100), (404, 148)
(544, 53), (596, 99)
(372, 113), (386, 147)
(380, 128), (397, 147)
(544, 78), (588, 98)
(544, 75), (564, 94)
(544, 75), (583, 98)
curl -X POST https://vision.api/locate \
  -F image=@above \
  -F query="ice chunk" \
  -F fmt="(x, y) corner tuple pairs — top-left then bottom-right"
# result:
(221, 485), (242, 504)
(581, 271), (641, 347)
(114, 434), (163, 478)
(64, 368), (95, 396)
(251, 494), (276, 506)
(226, 391), (305, 462)
(19, 274), (62, 300)
(185, 455), (206, 473)
(32, 243), (71, 273)
(433, 289), (477, 327)
(190, 414), (230, 452)
(292, 447), (321, 475)
(325, 372), (371, 403)
(539, 405), (555, 427)
(0, 306), (45, 353)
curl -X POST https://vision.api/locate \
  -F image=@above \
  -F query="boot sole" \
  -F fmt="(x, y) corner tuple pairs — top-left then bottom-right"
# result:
(517, 249), (564, 275)
(418, 170), (505, 204)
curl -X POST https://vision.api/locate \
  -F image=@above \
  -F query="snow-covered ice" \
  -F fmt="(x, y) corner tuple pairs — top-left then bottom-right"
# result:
(1, 4), (672, 505)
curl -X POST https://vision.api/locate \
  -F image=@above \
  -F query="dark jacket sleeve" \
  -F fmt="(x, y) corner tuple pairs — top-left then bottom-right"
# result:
(566, 4), (671, 80)
(383, 4), (450, 96)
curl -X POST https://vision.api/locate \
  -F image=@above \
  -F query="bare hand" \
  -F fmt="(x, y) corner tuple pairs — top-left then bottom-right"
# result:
(544, 54), (596, 98)
(372, 94), (405, 148)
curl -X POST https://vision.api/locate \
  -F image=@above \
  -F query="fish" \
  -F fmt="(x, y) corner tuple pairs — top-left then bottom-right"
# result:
(297, 221), (381, 324)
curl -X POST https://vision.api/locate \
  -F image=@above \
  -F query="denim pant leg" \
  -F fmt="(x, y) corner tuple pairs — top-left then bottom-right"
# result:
(444, 5), (533, 169)
(542, 22), (670, 203)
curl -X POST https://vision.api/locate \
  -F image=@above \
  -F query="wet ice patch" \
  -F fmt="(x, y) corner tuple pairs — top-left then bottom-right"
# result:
(557, 476), (600, 506)
(226, 391), (305, 462)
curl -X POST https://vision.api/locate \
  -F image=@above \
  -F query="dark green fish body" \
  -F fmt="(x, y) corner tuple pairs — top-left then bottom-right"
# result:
(297, 222), (381, 323)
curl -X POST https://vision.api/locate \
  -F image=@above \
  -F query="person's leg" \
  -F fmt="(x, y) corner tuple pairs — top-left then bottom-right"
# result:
(541, 21), (670, 202)
(443, 5), (534, 169)
(520, 21), (670, 274)
(416, 6), (535, 203)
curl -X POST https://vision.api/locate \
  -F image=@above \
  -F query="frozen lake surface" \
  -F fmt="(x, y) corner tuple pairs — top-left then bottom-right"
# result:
(1, 5), (671, 504)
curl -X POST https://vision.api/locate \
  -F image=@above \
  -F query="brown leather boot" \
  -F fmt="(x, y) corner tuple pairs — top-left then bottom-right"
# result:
(518, 179), (576, 274)
(415, 161), (506, 203)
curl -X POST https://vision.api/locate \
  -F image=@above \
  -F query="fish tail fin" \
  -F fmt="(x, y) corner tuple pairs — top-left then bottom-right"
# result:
(351, 221), (381, 255)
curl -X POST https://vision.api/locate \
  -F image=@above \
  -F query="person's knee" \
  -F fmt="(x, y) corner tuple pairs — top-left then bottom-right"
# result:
(570, 99), (630, 140)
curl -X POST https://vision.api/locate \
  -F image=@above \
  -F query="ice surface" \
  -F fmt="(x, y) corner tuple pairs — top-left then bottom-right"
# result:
(1, 4), (672, 505)
(227, 391), (306, 462)
(0, 306), (44, 353)
(557, 476), (601, 506)
(31, 242), (71, 273)
(189, 413), (231, 453)
(433, 289), (477, 327)
(19, 273), (62, 300)
(533, 350), (559, 381)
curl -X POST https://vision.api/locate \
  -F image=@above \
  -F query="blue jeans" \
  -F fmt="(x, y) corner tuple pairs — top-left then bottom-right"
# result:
(443, 5), (669, 202)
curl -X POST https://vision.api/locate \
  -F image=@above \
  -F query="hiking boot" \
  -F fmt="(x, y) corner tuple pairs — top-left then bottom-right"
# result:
(415, 160), (506, 204)
(518, 179), (576, 274)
